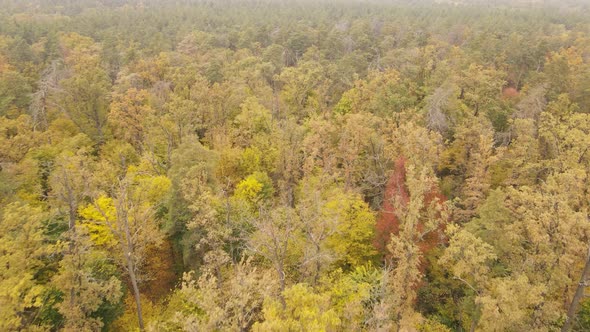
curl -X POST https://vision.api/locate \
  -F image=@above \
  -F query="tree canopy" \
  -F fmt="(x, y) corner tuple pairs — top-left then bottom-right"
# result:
(2, 0), (590, 331)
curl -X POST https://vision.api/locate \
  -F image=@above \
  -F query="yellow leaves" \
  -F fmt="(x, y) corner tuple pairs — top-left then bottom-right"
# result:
(78, 170), (171, 248)
(232, 96), (273, 147)
(240, 146), (263, 174)
(507, 176), (590, 288)
(0, 53), (12, 73)
(387, 121), (443, 170)
(111, 294), (160, 332)
(53, 231), (123, 331)
(326, 198), (378, 268)
(236, 97), (272, 132)
(334, 89), (356, 115)
(79, 196), (115, 222)
(0, 115), (42, 162)
(459, 64), (505, 110)
(417, 319), (452, 332)
(0, 202), (47, 331)
(279, 61), (324, 113)
(161, 259), (278, 331)
(538, 94), (590, 171)
(58, 32), (102, 70)
(78, 196), (117, 247)
(367, 68), (401, 87)
(234, 172), (274, 207)
(235, 175), (263, 202)
(439, 226), (496, 285)
(254, 283), (341, 332)
(58, 32), (96, 53)
(129, 53), (172, 86)
(132, 173), (172, 205)
(108, 88), (153, 148)
(321, 267), (377, 330)
(446, 167), (590, 330)
(550, 47), (584, 69)
(476, 275), (547, 331)
(0, 277), (45, 331)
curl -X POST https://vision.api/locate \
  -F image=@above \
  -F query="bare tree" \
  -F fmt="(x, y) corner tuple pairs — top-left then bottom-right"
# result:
(248, 206), (301, 300)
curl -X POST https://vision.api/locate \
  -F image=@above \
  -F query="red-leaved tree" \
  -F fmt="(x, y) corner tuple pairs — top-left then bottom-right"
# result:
(374, 157), (447, 265)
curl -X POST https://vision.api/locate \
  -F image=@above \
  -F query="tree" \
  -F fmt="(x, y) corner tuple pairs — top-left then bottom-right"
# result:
(336, 112), (381, 190)
(49, 149), (93, 230)
(0, 69), (31, 117)
(279, 60), (325, 117)
(80, 170), (170, 331)
(29, 61), (65, 131)
(52, 229), (122, 332)
(442, 171), (590, 330)
(0, 114), (43, 163)
(326, 196), (378, 270)
(563, 247), (590, 332)
(164, 257), (277, 331)
(0, 202), (47, 331)
(55, 33), (112, 144)
(248, 206), (302, 295)
(453, 116), (499, 223)
(234, 171), (274, 210)
(253, 283), (340, 332)
(272, 119), (305, 206)
(457, 64), (505, 121)
(385, 164), (448, 331)
(232, 96), (273, 148)
(296, 176), (342, 285)
(48, 148), (124, 330)
(108, 88), (154, 152)
(439, 224), (497, 331)
(375, 157), (446, 259)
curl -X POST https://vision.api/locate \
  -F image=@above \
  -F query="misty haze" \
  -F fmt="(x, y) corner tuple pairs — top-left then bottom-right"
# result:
(1, 0), (590, 331)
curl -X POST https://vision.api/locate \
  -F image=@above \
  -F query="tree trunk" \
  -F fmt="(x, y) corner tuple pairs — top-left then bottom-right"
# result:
(126, 253), (144, 332)
(65, 173), (78, 309)
(120, 191), (145, 331)
(469, 310), (480, 332)
(562, 246), (590, 332)
(276, 261), (286, 308)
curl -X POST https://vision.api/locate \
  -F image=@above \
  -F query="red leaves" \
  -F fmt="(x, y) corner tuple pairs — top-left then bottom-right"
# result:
(374, 157), (409, 254)
(374, 157), (447, 262)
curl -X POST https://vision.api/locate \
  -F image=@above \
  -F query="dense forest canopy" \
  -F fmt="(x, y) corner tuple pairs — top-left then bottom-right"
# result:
(1, 0), (590, 331)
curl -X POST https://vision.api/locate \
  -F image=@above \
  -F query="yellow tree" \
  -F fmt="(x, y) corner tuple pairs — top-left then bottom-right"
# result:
(336, 112), (381, 190)
(80, 169), (171, 331)
(295, 175), (378, 284)
(163, 257), (277, 331)
(451, 115), (499, 223)
(52, 229), (122, 332)
(56, 33), (111, 144)
(439, 224), (497, 331)
(0, 203), (47, 331)
(253, 283), (340, 332)
(49, 148), (123, 330)
(108, 88), (154, 152)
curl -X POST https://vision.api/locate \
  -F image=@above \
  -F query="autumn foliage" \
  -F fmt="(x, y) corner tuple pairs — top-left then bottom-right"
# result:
(3, 1), (590, 331)
(375, 157), (447, 262)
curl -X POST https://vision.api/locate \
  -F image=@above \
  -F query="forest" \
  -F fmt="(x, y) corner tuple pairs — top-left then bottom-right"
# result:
(1, 0), (590, 331)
